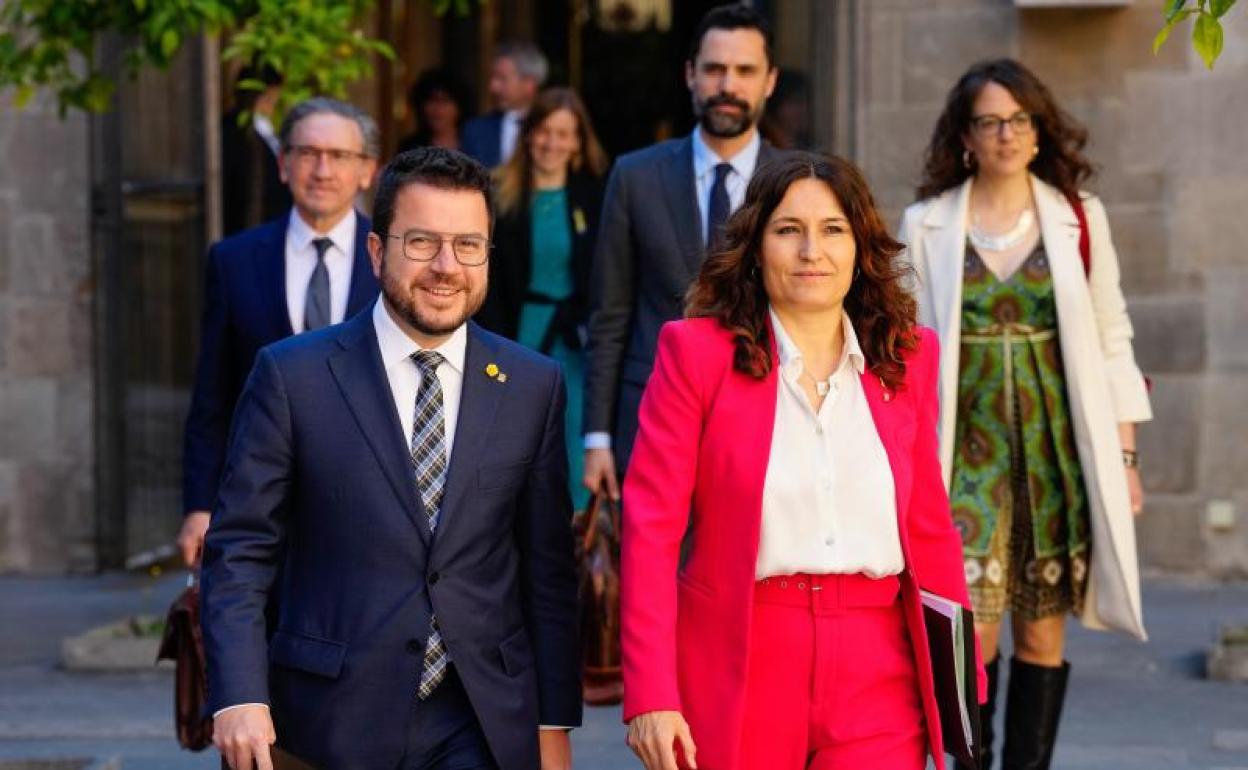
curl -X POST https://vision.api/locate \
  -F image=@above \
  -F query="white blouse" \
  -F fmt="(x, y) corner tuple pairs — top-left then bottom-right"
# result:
(755, 310), (904, 580)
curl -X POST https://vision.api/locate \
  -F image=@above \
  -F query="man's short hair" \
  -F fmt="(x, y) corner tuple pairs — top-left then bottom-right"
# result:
(278, 97), (381, 159)
(495, 41), (549, 86)
(371, 147), (494, 240)
(687, 4), (774, 68)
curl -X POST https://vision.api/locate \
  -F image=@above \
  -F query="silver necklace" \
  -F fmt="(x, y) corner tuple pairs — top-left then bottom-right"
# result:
(969, 208), (1035, 252)
(802, 368), (832, 397)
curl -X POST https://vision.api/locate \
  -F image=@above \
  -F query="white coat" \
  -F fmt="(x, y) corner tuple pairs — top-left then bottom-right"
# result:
(898, 174), (1152, 640)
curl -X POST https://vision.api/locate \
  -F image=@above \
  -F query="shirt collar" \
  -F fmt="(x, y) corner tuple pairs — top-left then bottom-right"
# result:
(372, 298), (468, 375)
(769, 307), (866, 380)
(288, 207), (357, 258)
(691, 127), (762, 185)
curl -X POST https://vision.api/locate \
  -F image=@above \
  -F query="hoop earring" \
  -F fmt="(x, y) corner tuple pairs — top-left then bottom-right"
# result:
(962, 149), (974, 170)
(853, 266), (861, 282)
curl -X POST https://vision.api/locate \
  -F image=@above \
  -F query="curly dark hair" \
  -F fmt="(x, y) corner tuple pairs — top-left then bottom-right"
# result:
(686, 152), (917, 392)
(916, 58), (1095, 201)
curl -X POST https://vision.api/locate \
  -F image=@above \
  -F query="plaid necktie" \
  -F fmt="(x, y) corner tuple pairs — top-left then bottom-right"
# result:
(410, 350), (449, 699)
(304, 237), (333, 331)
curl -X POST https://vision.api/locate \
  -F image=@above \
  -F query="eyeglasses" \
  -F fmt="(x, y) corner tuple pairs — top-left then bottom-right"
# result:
(387, 229), (492, 266)
(969, 112), (1035, 138)
(286, 144), (372, 168)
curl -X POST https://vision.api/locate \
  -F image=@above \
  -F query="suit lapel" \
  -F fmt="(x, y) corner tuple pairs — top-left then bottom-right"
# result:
(346, 212), (378, 316)
(255, 213), (294, 338)
(659, 137), (705, 281)
(860, 370), (917, 553)
(327, 313), (431, 545)
(429, 323), (505, 556)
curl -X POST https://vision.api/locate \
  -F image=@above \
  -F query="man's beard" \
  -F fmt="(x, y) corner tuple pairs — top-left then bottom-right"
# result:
(381, 264), (484, 338)
(694, 93), (762, 138)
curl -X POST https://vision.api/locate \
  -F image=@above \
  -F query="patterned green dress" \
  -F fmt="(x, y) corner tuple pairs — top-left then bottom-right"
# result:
(949, 243), (1090, 623)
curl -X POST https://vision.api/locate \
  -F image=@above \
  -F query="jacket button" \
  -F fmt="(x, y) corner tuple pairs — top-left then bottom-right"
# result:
(406, 639), (422, 654)
(428, 571), (440, 586)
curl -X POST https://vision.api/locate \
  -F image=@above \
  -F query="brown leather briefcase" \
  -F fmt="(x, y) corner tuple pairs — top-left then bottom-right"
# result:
(158, 581), (214, 751)
(573, 493), (624, 706)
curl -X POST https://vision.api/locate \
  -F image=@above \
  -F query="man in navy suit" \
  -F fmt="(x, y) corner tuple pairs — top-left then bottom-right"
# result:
(177, 97), (381, 567)
(202, 147), (580, 770)
(460, 42), (547, 168)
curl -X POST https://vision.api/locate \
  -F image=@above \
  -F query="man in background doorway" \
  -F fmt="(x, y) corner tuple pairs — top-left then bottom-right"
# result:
(221, 65), (291, 237)
(461, 42), (548, 168)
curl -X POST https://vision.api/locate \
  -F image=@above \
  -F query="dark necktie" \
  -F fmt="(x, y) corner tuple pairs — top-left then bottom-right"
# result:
(410, 350), (449, 698)
(303, 237), (333, 331)
(707, 162), (733, 249)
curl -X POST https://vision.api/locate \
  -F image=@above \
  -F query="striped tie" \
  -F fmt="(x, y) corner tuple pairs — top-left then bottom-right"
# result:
(410, 350), (449, 699)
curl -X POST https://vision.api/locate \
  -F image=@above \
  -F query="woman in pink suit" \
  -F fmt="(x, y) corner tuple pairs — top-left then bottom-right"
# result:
(621, 152), (986, 770)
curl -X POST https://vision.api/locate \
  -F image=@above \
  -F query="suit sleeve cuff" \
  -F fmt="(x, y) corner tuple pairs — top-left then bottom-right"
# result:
(213, 703), (269, 719)
(583, 432), (612, 450)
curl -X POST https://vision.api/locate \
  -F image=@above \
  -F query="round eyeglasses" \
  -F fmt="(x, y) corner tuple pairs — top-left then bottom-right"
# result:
(386, 229), (492, 266)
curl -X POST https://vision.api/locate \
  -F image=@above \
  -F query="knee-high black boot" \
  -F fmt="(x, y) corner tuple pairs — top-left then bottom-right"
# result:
(956, 656), (999, 770)
(1001, 657), (1070, 770)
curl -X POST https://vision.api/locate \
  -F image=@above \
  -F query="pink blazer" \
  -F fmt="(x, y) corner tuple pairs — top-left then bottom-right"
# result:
(621, 317), (987, 770)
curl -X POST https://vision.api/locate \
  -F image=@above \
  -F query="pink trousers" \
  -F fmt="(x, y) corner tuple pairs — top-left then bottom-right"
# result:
(738, 573), (928, 770)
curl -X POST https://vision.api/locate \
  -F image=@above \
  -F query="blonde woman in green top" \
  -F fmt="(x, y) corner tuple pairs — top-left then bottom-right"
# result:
(477, 88), (608, 510)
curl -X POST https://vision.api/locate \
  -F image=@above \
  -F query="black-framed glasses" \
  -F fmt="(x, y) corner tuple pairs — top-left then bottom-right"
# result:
(969, 112), (1035, 137)
(387, 229), (492, 266)
(286, 144), (372, 167)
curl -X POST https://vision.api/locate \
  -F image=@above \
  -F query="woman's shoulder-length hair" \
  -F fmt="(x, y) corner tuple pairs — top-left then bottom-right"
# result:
(916, 57), (1094, 201)
(685, 151), (918, 392)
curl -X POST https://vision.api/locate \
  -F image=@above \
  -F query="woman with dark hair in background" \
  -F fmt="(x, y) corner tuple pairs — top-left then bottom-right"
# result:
(397, 68), (471, 153)
(622, 152), (984, 770)
(476, 87), (608, 510)
(898, 58), (1152, 770)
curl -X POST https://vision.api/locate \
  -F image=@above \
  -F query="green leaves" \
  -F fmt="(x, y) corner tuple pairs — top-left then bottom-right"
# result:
(1154, 0), (1238, 70)
(221, 0), (396, 124)
(1193, 12), (1225, 68)
(1153, 8), (1197, 54)
(0, 0), (471, 116)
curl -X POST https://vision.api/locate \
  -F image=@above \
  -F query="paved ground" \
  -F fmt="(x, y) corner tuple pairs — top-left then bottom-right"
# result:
(0, 571), (1246, 769)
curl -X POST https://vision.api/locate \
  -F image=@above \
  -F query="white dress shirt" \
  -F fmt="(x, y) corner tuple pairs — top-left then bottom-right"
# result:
(500, 109), (524, 165)
(691, 127), (761, 246)
(755, 309), (904, 580)
(285, 208), (357, 333)
(373, 298), (467, 454)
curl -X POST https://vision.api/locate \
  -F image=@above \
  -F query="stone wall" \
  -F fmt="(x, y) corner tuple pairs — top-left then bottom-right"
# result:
(844, 0), (1248, 575)
(0, 95), (96, 573)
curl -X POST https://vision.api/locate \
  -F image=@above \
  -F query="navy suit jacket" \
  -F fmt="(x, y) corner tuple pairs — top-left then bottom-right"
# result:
(182, 211), (378, 513)
(460, 112), (505, 168)
(200, 312), (582, 769)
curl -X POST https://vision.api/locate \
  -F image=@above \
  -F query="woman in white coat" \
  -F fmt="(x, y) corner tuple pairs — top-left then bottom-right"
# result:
(898, 59), (1151, 770)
